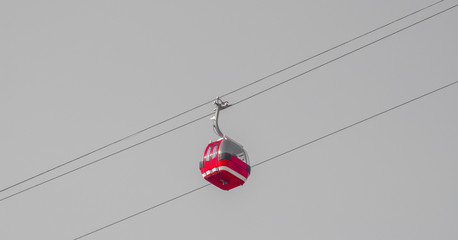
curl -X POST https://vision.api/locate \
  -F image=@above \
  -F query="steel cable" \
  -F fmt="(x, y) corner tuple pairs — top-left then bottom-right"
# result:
(74, 80), (458, 240)
(1, 1), (455, 204)
(0, 0), (444, 194)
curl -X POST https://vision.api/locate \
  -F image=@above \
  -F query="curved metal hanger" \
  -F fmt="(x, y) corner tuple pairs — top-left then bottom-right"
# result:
(210, 97), (229, 138)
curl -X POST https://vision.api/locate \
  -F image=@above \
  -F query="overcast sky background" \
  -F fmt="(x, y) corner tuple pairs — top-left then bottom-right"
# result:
(1, 0), (457, 239)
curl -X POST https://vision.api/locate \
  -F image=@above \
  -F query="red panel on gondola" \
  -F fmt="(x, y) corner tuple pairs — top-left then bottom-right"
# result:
(210, 142), (219, 176)
(200, 138), (250, 191)
(201, 143), (212, 176)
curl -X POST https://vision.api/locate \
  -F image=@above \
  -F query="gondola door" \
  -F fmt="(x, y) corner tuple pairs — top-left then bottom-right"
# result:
(209, 141), (220, 176)
(202, 143), (212, 178)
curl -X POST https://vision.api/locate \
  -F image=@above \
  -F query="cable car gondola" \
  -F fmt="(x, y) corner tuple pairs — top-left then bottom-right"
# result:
(199, 98), (251, 190)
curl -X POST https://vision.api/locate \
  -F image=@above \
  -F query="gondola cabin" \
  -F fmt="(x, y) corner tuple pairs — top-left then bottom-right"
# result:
(199, 137), (250, 190)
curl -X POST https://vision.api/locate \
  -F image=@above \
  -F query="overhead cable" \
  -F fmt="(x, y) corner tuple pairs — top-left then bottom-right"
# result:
(232, 2), (456, 106)
(0, 0), (444, 194)
(0, 113), (212, 203)
(1, 2), (455, 203)
(73, 80), (458, 240)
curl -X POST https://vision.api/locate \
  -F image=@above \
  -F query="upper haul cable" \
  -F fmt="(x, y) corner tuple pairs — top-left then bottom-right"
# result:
(0, 1), (452, 202)
(0, 0), (444, 194)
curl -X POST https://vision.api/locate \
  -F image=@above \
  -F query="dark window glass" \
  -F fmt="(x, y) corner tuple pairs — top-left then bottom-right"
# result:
(219, 139), (249, 165)
(205, 145), (212, 161)
(212, 143), (218, 159)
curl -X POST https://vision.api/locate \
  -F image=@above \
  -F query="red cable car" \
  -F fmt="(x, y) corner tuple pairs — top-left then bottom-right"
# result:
(199, 98), (251, 190)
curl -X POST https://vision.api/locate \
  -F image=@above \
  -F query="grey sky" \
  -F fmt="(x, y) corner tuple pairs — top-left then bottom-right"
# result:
(1, 0), (457, 239)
